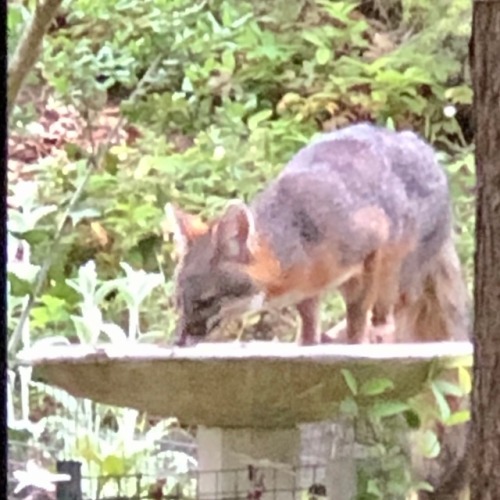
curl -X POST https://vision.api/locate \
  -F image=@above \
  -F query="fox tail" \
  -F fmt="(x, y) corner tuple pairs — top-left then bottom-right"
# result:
(400, 235), (471, 499)
(396, 235), (471, 343)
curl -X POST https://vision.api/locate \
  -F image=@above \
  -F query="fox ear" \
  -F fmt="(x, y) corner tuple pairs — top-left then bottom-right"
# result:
(213, 200), (256, 261)
(163, 203), (209, 257)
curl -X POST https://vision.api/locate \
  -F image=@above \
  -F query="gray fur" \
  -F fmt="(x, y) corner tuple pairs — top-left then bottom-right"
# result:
(174, 122), (454, 342)
(252, 123), (452, 291)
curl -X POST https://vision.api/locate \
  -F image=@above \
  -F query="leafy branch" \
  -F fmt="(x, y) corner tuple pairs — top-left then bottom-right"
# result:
(8, 55), (164, 355)
(8, 0), (63, 118)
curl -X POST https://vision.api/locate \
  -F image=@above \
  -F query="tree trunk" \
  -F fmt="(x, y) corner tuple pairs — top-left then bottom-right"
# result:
(470, 1), (500, 498)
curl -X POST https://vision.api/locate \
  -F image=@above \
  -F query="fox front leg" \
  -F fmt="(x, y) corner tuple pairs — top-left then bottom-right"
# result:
(296, 296), (355, 345)
(296, 297), (321, 345)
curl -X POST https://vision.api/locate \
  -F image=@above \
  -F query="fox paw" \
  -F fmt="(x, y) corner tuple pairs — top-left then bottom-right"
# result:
(321, 319), (369, 344)
(369, 319), (396, 344)
(322, 318), (396, 344)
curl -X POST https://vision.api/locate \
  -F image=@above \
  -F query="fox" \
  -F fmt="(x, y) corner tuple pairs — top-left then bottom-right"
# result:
(165, 122), (471, 499)
(164, 122), (470, 348)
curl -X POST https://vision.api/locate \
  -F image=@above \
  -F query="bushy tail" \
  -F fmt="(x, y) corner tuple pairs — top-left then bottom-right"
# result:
(396, 235), (471, 499)
(395, 235), (471, 343)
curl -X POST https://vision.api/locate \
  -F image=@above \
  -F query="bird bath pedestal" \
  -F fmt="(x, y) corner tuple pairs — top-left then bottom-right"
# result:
(18, 341), (473, 500)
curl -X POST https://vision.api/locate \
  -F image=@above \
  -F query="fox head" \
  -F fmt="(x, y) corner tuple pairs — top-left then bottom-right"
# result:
(164, 201), (269, 345)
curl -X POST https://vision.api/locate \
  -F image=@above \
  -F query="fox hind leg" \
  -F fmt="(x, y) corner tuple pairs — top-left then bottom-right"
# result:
(328, 249), (400, 344)
(339, 251), (382, 343)
(369, 248), (407, 343)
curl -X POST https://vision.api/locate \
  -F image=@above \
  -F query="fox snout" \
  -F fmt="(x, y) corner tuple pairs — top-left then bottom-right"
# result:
(173, 315), (222, 346)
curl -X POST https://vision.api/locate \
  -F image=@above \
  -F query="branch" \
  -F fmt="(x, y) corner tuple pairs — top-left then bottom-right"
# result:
(7, 0), (63, 118)
(9, 55), (163, 356)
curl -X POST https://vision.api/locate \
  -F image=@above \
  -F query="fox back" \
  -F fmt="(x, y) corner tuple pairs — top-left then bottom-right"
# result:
(167, 123), (460, 345)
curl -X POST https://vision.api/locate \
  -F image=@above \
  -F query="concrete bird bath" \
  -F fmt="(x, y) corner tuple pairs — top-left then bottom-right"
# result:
(18, 340), (473, 499)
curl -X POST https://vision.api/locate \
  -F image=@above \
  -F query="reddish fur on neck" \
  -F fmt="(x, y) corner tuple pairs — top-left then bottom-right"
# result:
(244, 236), (355, 301)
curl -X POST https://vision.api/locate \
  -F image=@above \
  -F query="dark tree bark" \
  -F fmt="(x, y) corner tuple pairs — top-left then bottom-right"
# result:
(470, 1), (500, 498)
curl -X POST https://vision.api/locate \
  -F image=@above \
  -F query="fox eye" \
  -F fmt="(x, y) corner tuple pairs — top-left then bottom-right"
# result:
(194, 296), (217, 310)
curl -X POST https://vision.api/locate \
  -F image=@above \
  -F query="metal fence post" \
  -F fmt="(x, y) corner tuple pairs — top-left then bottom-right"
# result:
(56, 460), (82, 500)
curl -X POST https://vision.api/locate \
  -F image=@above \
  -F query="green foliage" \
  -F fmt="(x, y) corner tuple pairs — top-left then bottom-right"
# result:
(17, 383), (196, 498)
(8, 0), (474, 338)
(7, 0), (473, 495)
(339, 361), (472, 499)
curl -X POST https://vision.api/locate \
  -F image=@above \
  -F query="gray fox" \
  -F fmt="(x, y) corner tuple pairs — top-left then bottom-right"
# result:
(165, 122), (471, 498)
(165, 122), (470, 348)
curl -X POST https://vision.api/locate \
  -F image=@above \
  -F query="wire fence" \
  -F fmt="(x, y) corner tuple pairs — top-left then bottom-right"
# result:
(8, 460), (331, 500)
(8, 420), (338, 500)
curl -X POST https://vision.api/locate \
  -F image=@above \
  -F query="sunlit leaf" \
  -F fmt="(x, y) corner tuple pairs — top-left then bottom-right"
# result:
(315, 47), (331, 65)
(419, 430), (441, 459)
(368, 401), (410, 419)
(445, 410), (470, 426)
(360, 377), (395, 397)
(431, 382), (452, 421)
(101, 323), (128, 343)
(341, 369), (358, 395)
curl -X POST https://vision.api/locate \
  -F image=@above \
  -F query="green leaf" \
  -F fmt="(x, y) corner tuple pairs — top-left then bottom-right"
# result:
(30, 306), (52, 329)
(341, 369), (358, 395)
(432, 379), (464, 397)
(368, 401), (410, 419)
(68, 208), (102, 226)
(8, 272), (34, 297)
(8, 261), (40, 284)
(458, 366), (472, 394)
(386, 117), (396, 130)
(301, 31), (324, 47)
(367, 479), (382, 495)
(19, 228), (52, 245)
(441, 354), (473, 369)
(31, 295), (71, 327)
(360, 377), (395, 397)
(71, 315), (96, 344)
(181, 76), (194, 93)
(445, 85), (473, 105)
(76, 435), (102, 464)
(68, 261), (99, 299)
(8, 205), (57, 234)
(102, 455), (126, 475)
(431, 382), (452, 421)
(221, 49), (236, 72)
(315, 47), (331, 65)
(445, 410), (470, 426)
(135, 155), (156, 178)
(339, 396), (358, 417)
(419, 429), (441, 459)
(371, 89), (388, 104)
(8, 209), (26, 234)
(28, 205), (58, 227)
(247, 109), (273, 131)
(115, 286), (136, 307)
(135, 273), (164, 304)
(100, 323), (128, 343)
